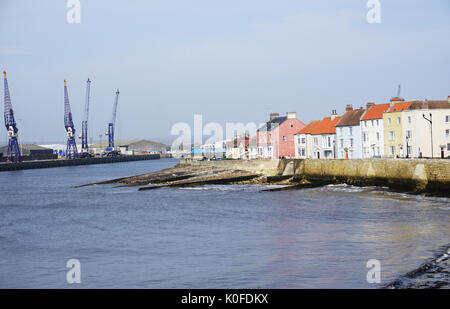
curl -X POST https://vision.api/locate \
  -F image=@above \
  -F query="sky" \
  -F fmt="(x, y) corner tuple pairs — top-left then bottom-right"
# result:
(0, 0), (449, 144)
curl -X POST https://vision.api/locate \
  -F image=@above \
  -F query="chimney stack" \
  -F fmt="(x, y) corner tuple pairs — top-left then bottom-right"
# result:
(286, 112), (297, 119)
(345, 104), (353, 112)
(331, 109), (337, 120)
(270, 113), (279, 121)
(366, 102), (375, 109)
(448, 96), (450, 103)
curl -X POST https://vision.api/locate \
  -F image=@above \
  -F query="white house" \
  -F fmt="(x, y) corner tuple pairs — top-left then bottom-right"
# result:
(336, 105), (366, 159)
(360, 102), (391, 158)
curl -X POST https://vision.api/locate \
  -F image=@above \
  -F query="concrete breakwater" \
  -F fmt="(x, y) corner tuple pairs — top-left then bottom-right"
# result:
(0, 154), (160, 172)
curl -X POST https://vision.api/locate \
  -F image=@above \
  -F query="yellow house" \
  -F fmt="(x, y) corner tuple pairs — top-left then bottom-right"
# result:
(383, 99), (412, 158)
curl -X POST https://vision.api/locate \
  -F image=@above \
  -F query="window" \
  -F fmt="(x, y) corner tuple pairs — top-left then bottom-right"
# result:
(371, 120), (374, 126)
(397, 117), (401, 125)
(377, 147), (380, 155)
(364, 121), (367, 127)
(327, 136), (331, 147)
(388, 118), (391, 125)
(406, 130), (412, 139)
(446, 129), (450, 138)
(340, 139), (343, 148)
(376, 132), (380, 141)
(301, 148), (305, 156)
(301, 137), (306, 144)
(408, 116), (411, 124)
(350, 138), (354, 147)
(446, 116), (450, 122)
(339, 127), (343, 136)
(363, 133), (367, 142)
(448, 143), (450, 151)
(389, 131), (395, 140)
(283, 136), (286, 142)
(376, 119), (379, 126)
(349, 127), (353, 136)
(390, 146), (395, 155)
(313, 137), (318, 146)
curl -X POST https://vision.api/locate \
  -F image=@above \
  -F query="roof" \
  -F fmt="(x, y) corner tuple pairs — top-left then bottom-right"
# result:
(336, 108), (365, 127)
(409, 100), (450, 110)
(296, 116), (341, 135)
(258, 116), (287, 132)
(361, 103), (391, 121)
(388, 102), (412, 112)
(296, 120), (317, 135)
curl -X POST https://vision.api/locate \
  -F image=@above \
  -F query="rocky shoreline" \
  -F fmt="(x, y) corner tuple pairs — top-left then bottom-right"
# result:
(385, 245), (450, 289)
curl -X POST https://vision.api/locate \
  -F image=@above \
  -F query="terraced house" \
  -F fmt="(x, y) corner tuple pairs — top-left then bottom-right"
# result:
(383, 98), (412, 158)
(335, 105), (365, 159)
(257, 112), (305, 159)
(294, 111), (341, 159)
(360, 102), (391, 158)
(402, 98), (450, 158)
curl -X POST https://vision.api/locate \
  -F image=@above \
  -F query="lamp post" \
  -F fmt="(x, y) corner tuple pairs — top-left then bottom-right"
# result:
(422, 113), (433, 158)
(405, 135), (410, 159)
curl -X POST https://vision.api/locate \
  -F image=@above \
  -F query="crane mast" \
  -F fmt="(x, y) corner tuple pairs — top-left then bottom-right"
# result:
(81, 78), (91, 153)
(107, 89), (120, 149)
(3, 71), (21, 163)
(64, 80), (78, 159)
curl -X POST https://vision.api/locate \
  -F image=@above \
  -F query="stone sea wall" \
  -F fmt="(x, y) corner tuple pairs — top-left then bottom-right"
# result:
(178, 158), (450, 195)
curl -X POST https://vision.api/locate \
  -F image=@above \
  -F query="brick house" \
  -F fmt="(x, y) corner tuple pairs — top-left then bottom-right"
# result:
(257, 112), (305, 159)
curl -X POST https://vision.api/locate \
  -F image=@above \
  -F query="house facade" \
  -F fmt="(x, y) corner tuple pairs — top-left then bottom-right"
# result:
(335, 105), (365, 159)
(295, 112), (341, 159)
(360, 102), (391, 158)
(402, 99), (450, 158)
(383, 99), (412, 158)
(257, 112), (305, 159)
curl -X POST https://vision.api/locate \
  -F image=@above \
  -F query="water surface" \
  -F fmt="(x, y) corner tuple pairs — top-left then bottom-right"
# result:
(0, 159), (448, 288)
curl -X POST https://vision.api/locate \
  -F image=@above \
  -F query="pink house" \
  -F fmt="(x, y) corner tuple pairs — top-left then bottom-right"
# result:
(257, 112), (306, 159)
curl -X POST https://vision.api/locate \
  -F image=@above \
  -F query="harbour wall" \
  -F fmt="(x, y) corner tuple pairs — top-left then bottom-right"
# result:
(178, 158), (450, 195)
(0, 154), (161, 172)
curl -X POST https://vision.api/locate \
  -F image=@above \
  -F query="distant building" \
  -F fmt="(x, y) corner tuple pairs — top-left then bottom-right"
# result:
(335, 105), (365, 159)
(0, 144), (55, 161)
(295, 111), (341, 159)
(360, 102), (391, 158)
(90, 139), (166, 154)
(257, 112), (305, 159)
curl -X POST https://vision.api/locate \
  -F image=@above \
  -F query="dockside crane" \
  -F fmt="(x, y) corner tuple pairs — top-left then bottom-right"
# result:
(80, 78), (91, 154)
(64, 80), (78, 159)
(3, 71), (21, 163)
(106, 89), (120, 149)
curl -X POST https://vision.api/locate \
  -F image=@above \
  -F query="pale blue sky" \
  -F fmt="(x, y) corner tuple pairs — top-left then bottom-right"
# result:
(1, 0), (449, 144)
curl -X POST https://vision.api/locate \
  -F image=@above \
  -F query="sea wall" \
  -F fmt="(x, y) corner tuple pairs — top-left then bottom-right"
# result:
(178, 158), (450, 195)
(0, 154), (160, 172)
(290, 158), (450, 194)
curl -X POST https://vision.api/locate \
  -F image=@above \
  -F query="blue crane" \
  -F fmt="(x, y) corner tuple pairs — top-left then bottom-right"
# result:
(3, 71), (21, 163)
(106, 89), (120, 149)
(80, 78), (91, 154)
(64, 80), (78, 159)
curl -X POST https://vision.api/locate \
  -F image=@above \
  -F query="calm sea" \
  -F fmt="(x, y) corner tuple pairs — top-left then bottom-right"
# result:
(0, 158), (448, 288)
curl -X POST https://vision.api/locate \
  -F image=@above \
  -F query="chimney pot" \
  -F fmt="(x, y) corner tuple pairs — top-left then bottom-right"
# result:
(345, 104), (353, 112)
(366, 102), (375, 109)
(270, 113), (279, 121)
(286, 112), (297, 119)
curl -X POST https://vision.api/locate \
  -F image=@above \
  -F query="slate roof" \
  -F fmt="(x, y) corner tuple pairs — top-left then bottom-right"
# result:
(258, 116), (287, 132)
(336, 108), (365, 127)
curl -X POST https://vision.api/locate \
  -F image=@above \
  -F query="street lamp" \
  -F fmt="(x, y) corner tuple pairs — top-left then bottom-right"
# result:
(405, 135), (410, 159)
(422, 113), (433, 158)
